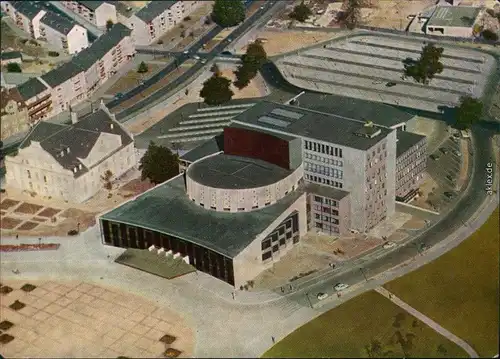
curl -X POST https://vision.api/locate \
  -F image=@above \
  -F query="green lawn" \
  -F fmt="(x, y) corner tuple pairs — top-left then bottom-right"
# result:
(263, 290), (467, 358)
(384, 207), (500, 357)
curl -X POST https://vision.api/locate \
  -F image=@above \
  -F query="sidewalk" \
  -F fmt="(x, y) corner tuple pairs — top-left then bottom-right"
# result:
(375, 287), (479, 358)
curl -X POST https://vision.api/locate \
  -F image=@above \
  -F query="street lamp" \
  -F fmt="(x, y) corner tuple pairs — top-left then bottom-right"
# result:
(305, 292), (313, 308)
(359, 267), (368, 282)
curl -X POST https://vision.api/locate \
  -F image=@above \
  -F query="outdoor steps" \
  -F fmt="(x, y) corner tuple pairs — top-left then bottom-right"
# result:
(188, 109), (247, 118)
(168, 121), (232, 132)
(276, 298), (303, 317)
(158, 128), (223, 139)
(180, 116), (235, 125)
(196, 103), (255, 112)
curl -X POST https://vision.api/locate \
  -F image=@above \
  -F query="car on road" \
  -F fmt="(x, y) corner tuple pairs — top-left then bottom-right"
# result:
(430, 154), (440, 160)
(201, 59), (207, 64)
(334, 283), (349, 291)
(443, 191), (455, 199)
(386, 82), (397, 87)
(446, 174), (456, 184)
(183, 50), (189, 54)
(452, 149), (461, 157)
(221, 51), (232, 56)
(328, 263), (336, 268)
(383, 241), (396, 249)
(227, 38), (232, 42)
(193, 55), (200, 60)
(439, 147), (449, 154)
(317, 292), (328, 300)
(115, 92), (124, 99)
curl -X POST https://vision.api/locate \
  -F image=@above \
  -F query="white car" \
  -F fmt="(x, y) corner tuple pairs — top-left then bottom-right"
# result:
(201, 59), (207, 64)
(193, 55), (200, 60)
(334, 283), (349, 291)
(383, 241), (396, 249)
(183, 50), (189, 54)
(317, 292), (328, 300)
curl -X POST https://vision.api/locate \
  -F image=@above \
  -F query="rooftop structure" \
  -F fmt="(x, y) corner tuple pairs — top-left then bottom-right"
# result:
(396, 130), (427, 157)
(426, 6), (480, 28)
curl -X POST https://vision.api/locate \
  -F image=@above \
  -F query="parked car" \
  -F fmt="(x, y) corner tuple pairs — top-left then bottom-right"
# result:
(452, 149), (461, 157)
(67, 229), (79, 236)
(221, 51), (232, 56)
(201, 59), (207, 64)
(386, 82), (397, 87)
(328, 262), (336, 269)
(446, 174), (455, 182)
(317, 292), (328, 300)
(430, 154), (440, 161)
(439, 147), (449, 154)
(183, 50), (189, 54)
(383, 241), (396, 249)
(115, 92), (124, 99)
(193, 55), (200, 60)
(444, 191), (455, 199)
(334, 283), (349, 291)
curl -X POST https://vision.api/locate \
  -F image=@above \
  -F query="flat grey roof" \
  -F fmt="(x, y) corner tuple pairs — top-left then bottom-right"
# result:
(1, 51), (22, 60)
(100, 175), (305, 258)
(294, 92), (415, 129)
(180, 134), (224, 163)
(306, 183), (350, 201)
(187, 154), (292, 189)
(232, 101), (393, 151)
(427, 6), (480, 28)
(396, 131), (426, 157)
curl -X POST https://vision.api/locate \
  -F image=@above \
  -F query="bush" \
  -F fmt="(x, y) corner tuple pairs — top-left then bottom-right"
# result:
(48, 51), (59, 57)
(482, 29), (498, 41)
(183, 16), (191, 21)
(6, 63), (22, 73)
(204, 17), (212, 25)
(157, 39), (163, 45)
(28, 39), (38, 46)
(137, 61), (149, 73)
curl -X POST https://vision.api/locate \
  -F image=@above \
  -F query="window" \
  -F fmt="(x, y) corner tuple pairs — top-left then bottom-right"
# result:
(261, 239), (271, 250)
(315, 222), (323, 229)
(262, 251), (272, 261)
(315, 213), (320, 219)
(293, 235), (300, 244)
(286, 221), (291, 229)
(272, 244), (279, 252)
(339, 148), (343, 158)
(279, 238), (286, 246)
(27, 170), (31, 179)
(314, 196), (322, 203)
(271, 233), (278, 242)
(279, 227), (285, 235)
(332, 209), (339, 216)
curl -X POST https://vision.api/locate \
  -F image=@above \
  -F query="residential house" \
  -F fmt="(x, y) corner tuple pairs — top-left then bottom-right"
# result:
(61, 1), (117, 28)
(126, 1), (200, 45)
(0, 1), (45, 38)
(39, 11), (88, 54)
(16, 77), (52, 123)
(4, 103), (136, 202)
(0, 87), (29, 140)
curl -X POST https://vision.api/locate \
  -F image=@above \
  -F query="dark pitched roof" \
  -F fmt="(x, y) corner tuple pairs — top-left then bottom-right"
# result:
(9, 1), (44, 20)
(232, 101), (393, 151)
(40, 61), (82, 87)
(16, 77), (49, 101)
(180, 134), (224, 163)
(100, 175), (305, 258)
(0, 51), (22, 60)
(40, 11), (77, 35)
(18, 109), (133, 177)
(72, 23), (131, 70)
(134, 1), (177, 23)
(396, 131), (426, 157)
(78, 1), (106, 11)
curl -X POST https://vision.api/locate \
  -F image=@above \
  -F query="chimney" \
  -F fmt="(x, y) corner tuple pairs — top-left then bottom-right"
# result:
(78, 163), (82, 170)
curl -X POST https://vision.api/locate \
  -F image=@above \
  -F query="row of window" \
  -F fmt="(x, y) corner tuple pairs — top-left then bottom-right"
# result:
(397, 163), (426, 181)
(367, 143), (386, 161)
(304, 162), (343, 179)
(315, 222), (340, 233)
(313, 197), (339, 207)
(314, 213), (340, 224)
(262, 235), (300, 261)
(304, 153), (343, 167)
(306, 174), (344, 189)
(304, 141), (343, 158)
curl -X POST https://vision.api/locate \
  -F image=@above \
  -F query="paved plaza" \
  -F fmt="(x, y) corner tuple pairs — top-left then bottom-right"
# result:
(0, 280), (194, 358)
(275, 33), (496, 112)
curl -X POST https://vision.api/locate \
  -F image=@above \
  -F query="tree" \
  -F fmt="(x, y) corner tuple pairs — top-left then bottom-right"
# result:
(6, 63), (22, 73)
(101, 170), (113, 191)
(212, 0), (245, 28)
(200, 75), (234, 105)
(482, 29), (499, 41)
(139, 142), (179, 185)
(137, 61), (149, 73)
(455, 96), (483, 130)
(289, 2), (313, 22)
(106, 19), (114, 31)
(210, 63), (221, 76)
(234, 41), (267, 89)
(341, 0), (363, 30)
(402, 43), (444, 85)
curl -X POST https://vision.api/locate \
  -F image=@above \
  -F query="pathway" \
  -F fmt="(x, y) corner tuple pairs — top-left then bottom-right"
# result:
(375, 286), (479, 358)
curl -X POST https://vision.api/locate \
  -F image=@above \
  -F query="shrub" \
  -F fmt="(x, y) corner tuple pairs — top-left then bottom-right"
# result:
(204, 17), (212, 25)
(20, 283), (36, 292)
(0, 286), (13, 294)
(157, 39), (163, 44)
(0, 321), (14, 331)
(183, 16), (191, 21)
(0, 334), (14, 344)
(9, 300), (25, 311)
(28, 39), (38, 46)
(48, 51), (59, 57)
(6, 63), (22, 73)
(482, 29), (498, 41)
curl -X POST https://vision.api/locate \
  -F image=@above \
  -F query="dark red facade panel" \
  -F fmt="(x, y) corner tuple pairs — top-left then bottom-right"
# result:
(224, 127), (290, 169)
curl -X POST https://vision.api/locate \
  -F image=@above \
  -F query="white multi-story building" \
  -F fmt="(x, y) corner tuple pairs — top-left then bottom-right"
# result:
(61, 1), (117, 28)
(39, 11), (88, 54)
(1, 1), (89, 54)
(13, 23), (134, 121)
(4, 103), (136, 203)
(126, 0), (200, 45)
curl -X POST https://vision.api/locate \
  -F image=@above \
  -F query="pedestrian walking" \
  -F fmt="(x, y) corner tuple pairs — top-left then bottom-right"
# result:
(337, 292), (341, 298)
(289, 284), (292, 290)
(389, 294), (393, 300)
(232, 292), (235, 300)
(271, 336), (275, 344)
(16, 234), (19, 240)
(280, 287), (284, 293)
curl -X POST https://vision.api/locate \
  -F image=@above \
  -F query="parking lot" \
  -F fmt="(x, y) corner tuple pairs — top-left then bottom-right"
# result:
(424, 135), (469, 212)
(275, 33), (496, 113)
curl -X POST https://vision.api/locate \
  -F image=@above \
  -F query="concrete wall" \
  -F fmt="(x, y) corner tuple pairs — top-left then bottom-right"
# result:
(232, 192), (307, 288)
(426, 25), (474, 38)
(66, 24), (89, 54)
(396, 137), (427, 198)
(308, 192), (351, 236)
(50, 70), (87, 113)
(94, 2), (117, 28)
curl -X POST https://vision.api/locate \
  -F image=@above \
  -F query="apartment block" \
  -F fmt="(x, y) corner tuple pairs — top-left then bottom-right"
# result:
(127, 1), (200, 45)
(61, 1), (117, 28)
(12, 23), (134, 121)
(1, 1), (89, 54)
(396, 131), (427, 201)
(0, 51), (22, 66)
(0, 87), (29, 140)
(5, 103), (135, 203)
(16, 77), (53, 123)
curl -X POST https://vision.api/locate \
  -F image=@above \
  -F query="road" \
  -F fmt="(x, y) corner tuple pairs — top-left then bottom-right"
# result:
(106, 0), (284, 119)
